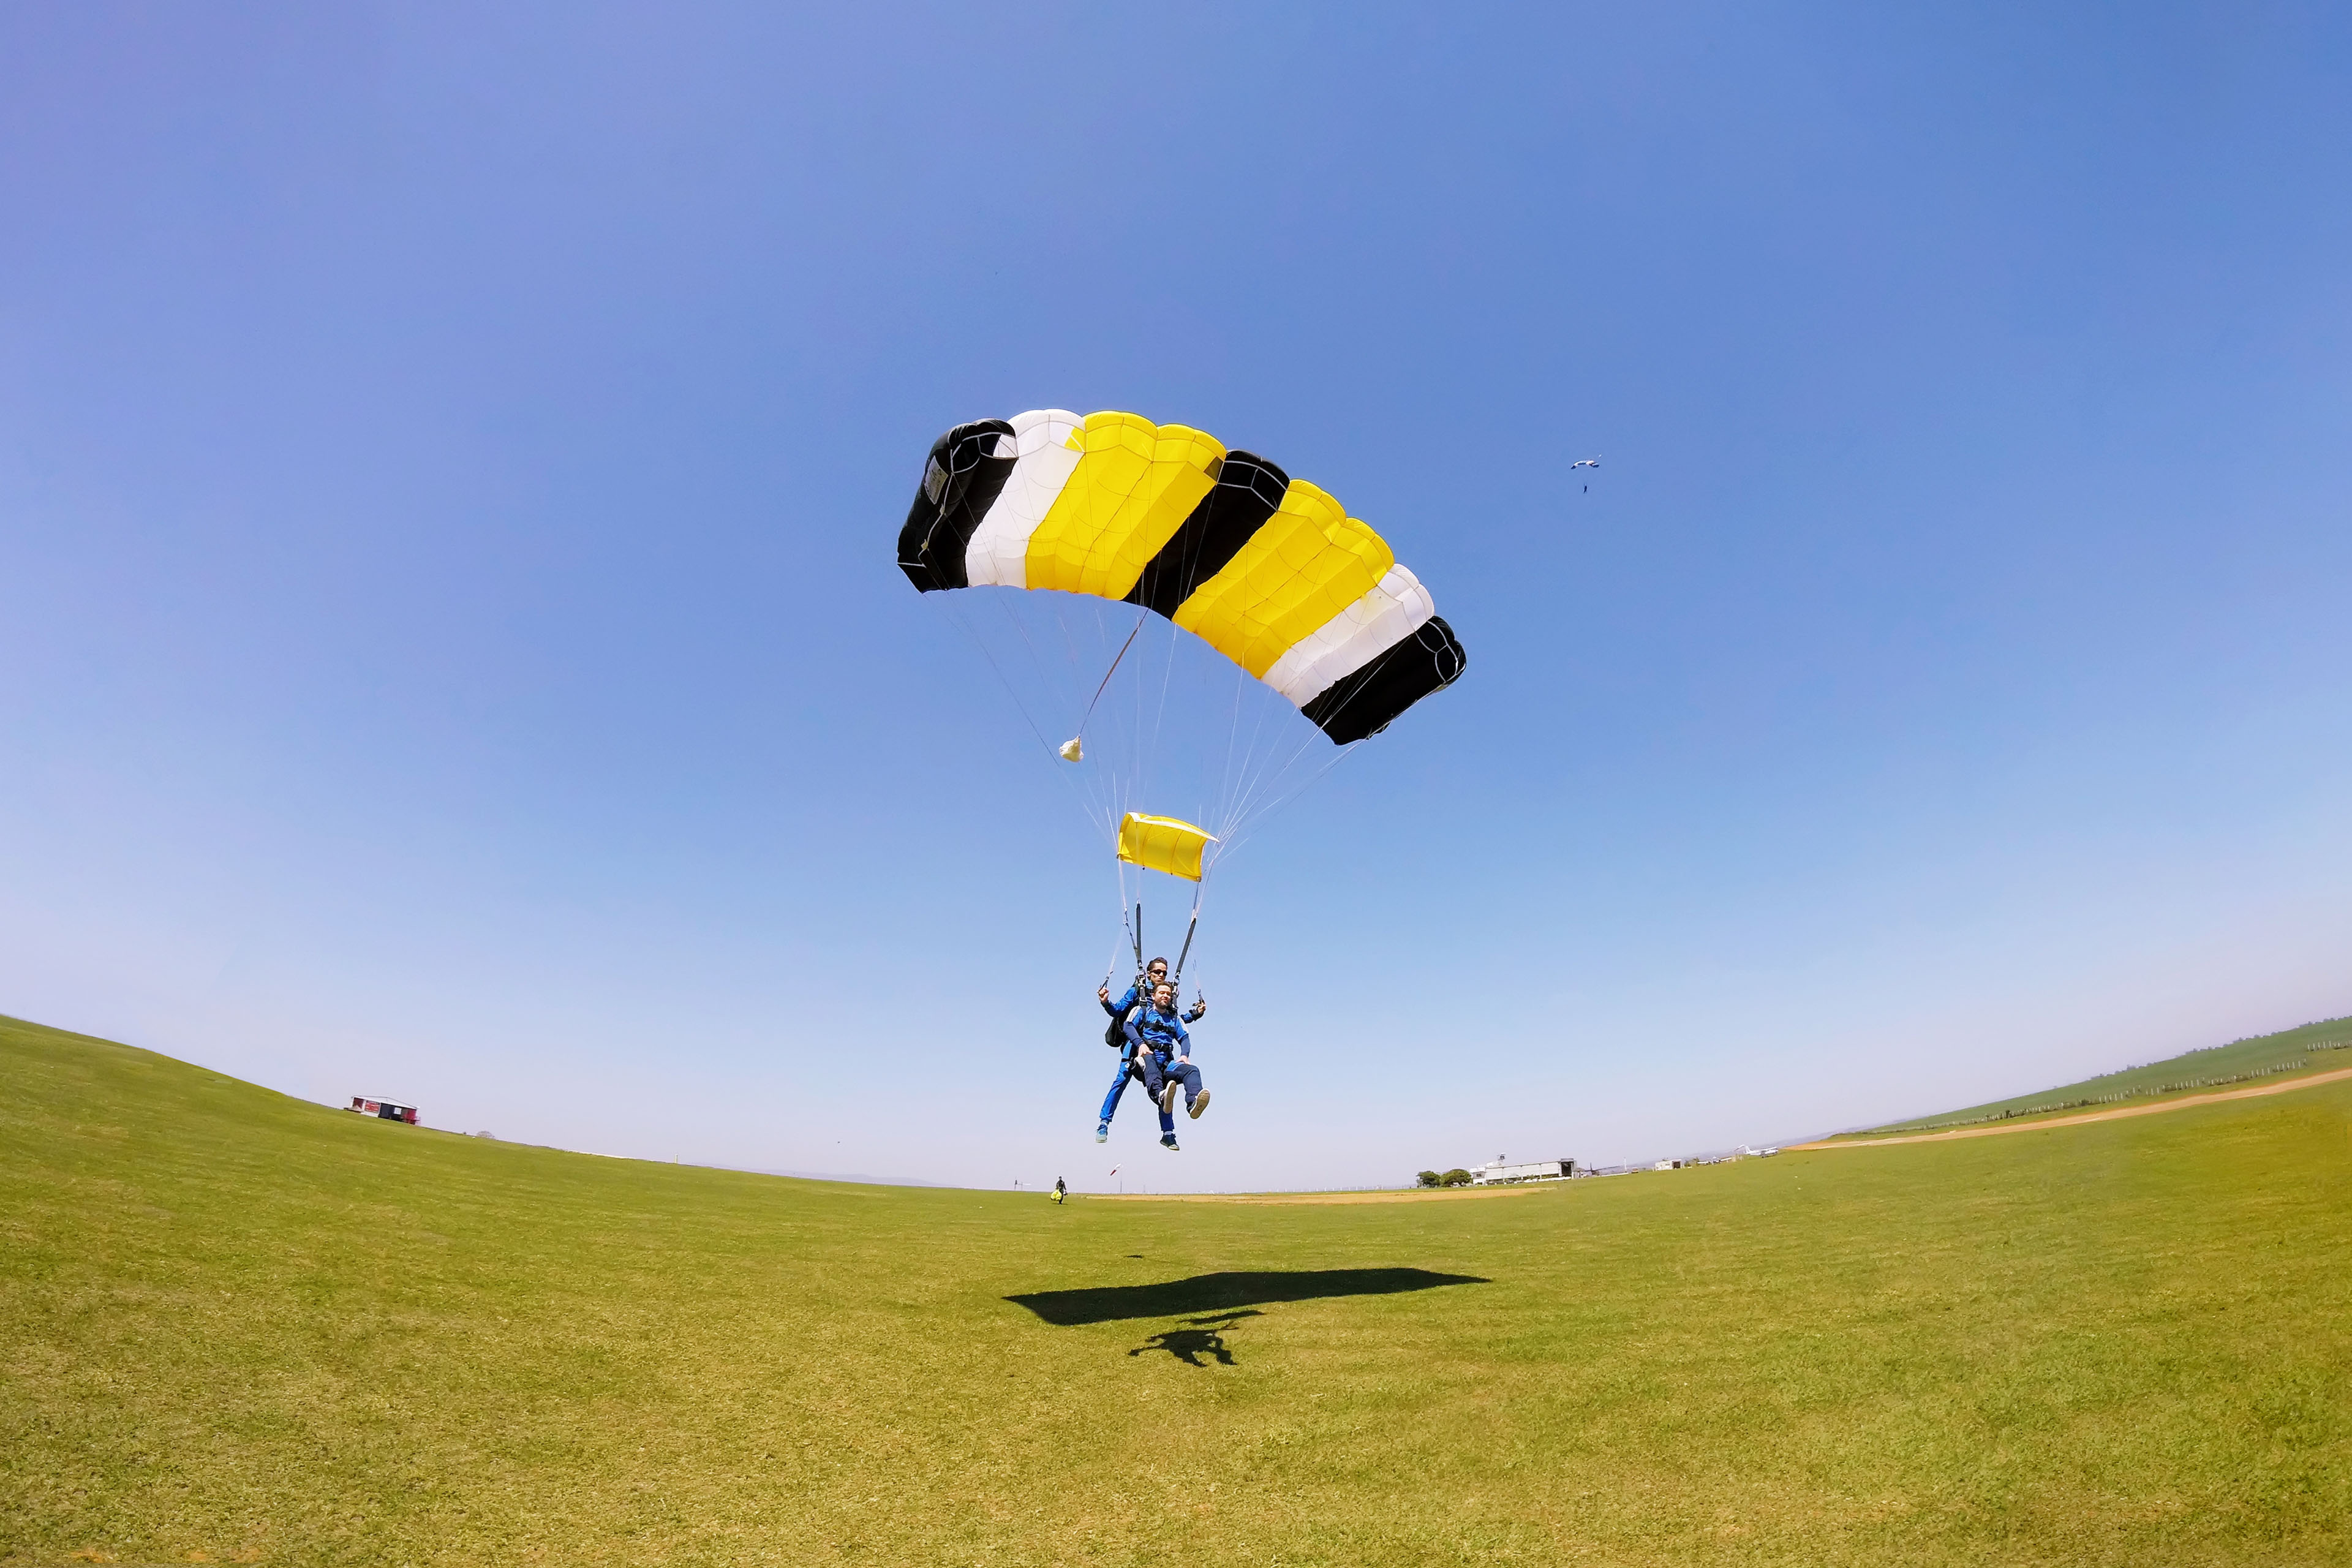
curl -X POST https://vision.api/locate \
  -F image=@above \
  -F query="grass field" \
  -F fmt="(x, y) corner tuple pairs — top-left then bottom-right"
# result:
(1844, 1015), (2352, 1137)
(5, 1011), (2350, 1567)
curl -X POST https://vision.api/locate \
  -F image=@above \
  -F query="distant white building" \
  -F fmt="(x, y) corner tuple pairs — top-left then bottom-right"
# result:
(1471, 1155), (1575, 1185)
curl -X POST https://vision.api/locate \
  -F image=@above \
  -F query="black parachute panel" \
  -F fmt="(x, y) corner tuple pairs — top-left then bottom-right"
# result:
(897, 419), (1016, 592)
(1300, 616), (1468, 744)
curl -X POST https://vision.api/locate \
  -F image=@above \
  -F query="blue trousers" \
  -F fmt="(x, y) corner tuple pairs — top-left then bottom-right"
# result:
(1156, 1056), (1204, 1112)
(1099, 1047), (1177, 1135)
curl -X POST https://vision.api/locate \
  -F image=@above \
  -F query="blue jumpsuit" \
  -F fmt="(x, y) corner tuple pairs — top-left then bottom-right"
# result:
(1097, 985), (1202, 1134)
(1128, 1004), (1203, 1121)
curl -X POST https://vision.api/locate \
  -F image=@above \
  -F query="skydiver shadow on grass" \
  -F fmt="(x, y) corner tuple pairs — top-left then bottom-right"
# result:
(1131, 1311), (1257, 1366)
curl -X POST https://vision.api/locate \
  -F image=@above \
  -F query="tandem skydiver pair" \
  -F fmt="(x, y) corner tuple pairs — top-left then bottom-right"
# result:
(1096, 956), (1209, 1150)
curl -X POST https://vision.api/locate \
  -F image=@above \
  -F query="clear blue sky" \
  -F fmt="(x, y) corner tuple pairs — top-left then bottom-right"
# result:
(3, 2), (2346, 1190)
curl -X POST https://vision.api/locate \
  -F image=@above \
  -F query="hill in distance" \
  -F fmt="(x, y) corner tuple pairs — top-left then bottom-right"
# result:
(4, 1009), (2350, 1566)
(1840, 1013), (2352, 1139)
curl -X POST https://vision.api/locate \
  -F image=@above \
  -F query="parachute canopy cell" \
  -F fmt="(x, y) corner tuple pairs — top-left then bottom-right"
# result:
(897, 410), (1466, 745)
(1116, 812), (1217, 882)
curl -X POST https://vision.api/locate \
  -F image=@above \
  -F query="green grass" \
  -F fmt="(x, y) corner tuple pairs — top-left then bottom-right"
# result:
(1844, 1014), (2352, 1137)
(4, 1011), (2350, 1567)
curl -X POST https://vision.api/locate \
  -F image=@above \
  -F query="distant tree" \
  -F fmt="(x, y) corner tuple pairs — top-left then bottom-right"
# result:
(1415, 1170), (1441, 1188)
(1440, 1167), (1472, 1187)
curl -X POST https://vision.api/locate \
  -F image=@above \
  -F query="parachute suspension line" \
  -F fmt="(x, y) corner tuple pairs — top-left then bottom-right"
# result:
(1209, 644), (1253, 851)
(1102, 605), (1137, 844)
(1238, 670), (1287, 815)
(1108, 605), (1137, 842)
(1170, 881), (1204, 990)
(1039, 595), (1110, 832)
(1224, 597), (1431, 856)
(1048, 585), (1093, 687)
(1213, 639), (1417, 860)
(1138, 611), (1169, 827)
(937, 598), (1093, 827)
(1049, 593), (1147, 849)
(1145, 603), (1182, 822)
(1218, 667), (1286, 844)
(1075, 608), (1147, 743)
(1114, 859), (1139, 986)
(1049, 594), (1129, 846)
(993, 590), (1117, 845)
(1210, 737), (1362, 872)
(938, 597), (1051, 759)
(946, 571), (1370, 956)
(1238, 668), (1342, 841)
(1066, 597), (1117, 839)
(1127, 611), (1166, 853)
(1224, 714), (1324, 845)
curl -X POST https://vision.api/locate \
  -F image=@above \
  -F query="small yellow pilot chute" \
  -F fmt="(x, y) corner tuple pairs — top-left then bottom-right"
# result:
(1058, 736), (1083, 762)
(1116, 812), (1216, 882)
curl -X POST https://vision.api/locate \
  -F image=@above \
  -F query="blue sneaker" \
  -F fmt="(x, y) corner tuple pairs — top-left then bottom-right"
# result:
(1161, 1134), (1180, 1152)
(1095, 1121), (1110, 1143)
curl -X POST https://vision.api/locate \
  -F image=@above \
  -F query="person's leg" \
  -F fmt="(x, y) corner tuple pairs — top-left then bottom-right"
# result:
(1150, 1052), (1179, 1136)
(1098, 1048), (1137, 1127)
(1171, 1060), (1204, 1110)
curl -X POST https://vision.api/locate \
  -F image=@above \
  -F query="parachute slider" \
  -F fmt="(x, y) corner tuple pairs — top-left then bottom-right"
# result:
(1117, 812), (1217, 883)
(1059, 737), (1083, 762)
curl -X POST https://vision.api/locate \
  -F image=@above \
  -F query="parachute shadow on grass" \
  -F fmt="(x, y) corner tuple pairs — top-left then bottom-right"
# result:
(1006, 1268), (1488, 1327)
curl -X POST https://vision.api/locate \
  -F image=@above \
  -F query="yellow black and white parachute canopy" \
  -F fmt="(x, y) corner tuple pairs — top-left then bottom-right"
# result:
(897, 410), (1465, 745)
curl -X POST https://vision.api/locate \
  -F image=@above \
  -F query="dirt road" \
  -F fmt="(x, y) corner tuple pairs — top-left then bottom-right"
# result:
(1791, 1064), (2352, 1150)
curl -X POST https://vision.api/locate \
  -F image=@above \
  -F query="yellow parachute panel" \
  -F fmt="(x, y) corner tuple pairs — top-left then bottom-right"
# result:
(1170, 480), (1396, 677)
(1116, 812), (1218, 882)
(1024, 413), (1225, 600)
